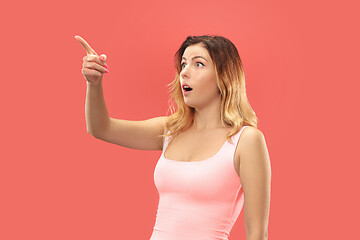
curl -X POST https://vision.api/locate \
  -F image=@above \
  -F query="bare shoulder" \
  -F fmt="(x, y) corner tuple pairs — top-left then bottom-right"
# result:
(238, 126), (270, 178)
(238, 126), (268, 163)
(240, 126), (264, 141)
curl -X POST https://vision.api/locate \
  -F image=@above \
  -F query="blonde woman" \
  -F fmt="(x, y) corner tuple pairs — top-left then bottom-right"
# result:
(76, 35), (271, 240)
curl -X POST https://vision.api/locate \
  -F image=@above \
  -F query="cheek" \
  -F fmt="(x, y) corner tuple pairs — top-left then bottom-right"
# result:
(198, 78), (218, 95)
(204, 72), (218, 89)
(193, 70), (218, 91)
(201, 69), (216, 82)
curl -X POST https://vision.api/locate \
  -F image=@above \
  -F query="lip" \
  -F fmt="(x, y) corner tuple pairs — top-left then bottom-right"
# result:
(181, 83), (193, 96)
(183, 89), (193, 95)
(182, 83), (192, 89)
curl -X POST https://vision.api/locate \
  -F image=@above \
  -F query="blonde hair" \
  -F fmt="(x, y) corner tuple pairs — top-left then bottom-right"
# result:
(161, 35), (258, 145)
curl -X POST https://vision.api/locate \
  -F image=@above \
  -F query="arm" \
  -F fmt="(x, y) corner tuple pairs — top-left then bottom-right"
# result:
(85, 81), (110, 136)
(85, 80), (168, 151)
(78, 35), (168, 151)
(239, 127), (272, 240)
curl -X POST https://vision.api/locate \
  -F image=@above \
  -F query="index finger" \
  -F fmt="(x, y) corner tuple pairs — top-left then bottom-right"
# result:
(75, 35), (98, 56)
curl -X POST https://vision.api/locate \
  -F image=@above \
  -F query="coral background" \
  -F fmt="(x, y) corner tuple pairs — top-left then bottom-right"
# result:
(0, 0), (359, 239)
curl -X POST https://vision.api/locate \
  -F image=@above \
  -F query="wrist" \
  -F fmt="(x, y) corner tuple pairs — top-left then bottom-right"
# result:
(87, 80), (102, 88)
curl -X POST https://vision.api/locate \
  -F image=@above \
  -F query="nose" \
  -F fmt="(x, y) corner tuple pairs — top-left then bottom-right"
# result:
(180, 65), (189, 79)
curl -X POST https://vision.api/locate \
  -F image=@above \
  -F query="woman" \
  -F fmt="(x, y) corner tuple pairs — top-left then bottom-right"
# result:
(76, 34), (271, 240)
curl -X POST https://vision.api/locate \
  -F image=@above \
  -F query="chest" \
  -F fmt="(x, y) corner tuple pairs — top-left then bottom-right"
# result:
(163, 130), (241, 177)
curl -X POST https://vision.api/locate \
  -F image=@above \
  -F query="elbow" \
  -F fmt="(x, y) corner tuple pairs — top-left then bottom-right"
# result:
(87, 126), (99, 138)
(87, 128), (94, 136)
(87, 130), (100, 139)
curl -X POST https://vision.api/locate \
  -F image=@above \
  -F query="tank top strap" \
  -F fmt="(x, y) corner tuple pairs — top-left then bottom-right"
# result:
(162, 130), (172, 152)
(232, 126), (249, 144)
(221, 126), (249, 162)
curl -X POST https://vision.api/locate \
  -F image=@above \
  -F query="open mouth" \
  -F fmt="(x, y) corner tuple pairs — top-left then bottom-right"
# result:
(183, 86), (193, 92)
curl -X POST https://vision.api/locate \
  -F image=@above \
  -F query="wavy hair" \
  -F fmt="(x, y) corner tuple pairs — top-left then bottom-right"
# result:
(160, 35), (258, 145)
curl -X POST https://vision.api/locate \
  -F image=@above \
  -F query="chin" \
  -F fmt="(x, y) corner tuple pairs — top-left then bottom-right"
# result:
(184, 101), (196, 109)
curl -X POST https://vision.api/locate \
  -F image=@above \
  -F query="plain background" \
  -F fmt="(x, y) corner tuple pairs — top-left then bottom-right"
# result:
(1, 0), (359, 239)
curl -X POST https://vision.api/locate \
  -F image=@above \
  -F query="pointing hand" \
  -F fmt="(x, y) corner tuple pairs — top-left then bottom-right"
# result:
(75, 35), (109, 86)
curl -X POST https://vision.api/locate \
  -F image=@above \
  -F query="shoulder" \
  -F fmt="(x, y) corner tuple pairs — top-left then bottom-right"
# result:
(240, 126), (264, 142)
(238, 126), (266, 158)
(234, 126), (264, 155)
(238, 126), (268, 163)
(233, 126), (262, 151)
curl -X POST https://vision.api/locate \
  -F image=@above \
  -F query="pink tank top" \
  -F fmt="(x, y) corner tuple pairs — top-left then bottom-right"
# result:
(150, 126), (249, 240)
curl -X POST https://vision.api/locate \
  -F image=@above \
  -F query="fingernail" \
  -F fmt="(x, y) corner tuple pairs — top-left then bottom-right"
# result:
(104, 63), (108, 68)
(105, 69), (109, 73)
(100, 54), (107, 61)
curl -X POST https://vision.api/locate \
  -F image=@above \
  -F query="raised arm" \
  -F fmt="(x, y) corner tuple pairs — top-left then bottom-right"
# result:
(76, 35), (168, 151)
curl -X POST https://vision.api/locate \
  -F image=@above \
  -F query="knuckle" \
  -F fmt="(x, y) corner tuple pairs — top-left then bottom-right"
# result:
(85, 62), (92, 68)
(95, 57), (101, 64)
(90, 62), (97, 69)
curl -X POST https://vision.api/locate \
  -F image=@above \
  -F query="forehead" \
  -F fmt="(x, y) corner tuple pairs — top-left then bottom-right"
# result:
(182, 43), (210, 60)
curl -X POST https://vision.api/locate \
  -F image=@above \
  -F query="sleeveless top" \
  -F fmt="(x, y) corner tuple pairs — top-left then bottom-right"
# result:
(150, 126), (249, 240)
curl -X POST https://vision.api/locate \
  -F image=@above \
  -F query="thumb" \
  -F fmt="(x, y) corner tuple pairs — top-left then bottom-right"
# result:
(100, 54), (107, 62)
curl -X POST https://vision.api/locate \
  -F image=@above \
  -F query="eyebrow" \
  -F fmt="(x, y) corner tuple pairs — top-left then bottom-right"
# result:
(181, 56), (208, 62)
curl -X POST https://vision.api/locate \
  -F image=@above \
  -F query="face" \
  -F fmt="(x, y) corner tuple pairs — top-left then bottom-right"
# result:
(180, 43), (220, 109)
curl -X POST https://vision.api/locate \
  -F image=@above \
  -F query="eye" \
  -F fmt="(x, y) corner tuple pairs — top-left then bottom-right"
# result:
(181, 62), (205, 70)
(196, 62), (205, 67)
